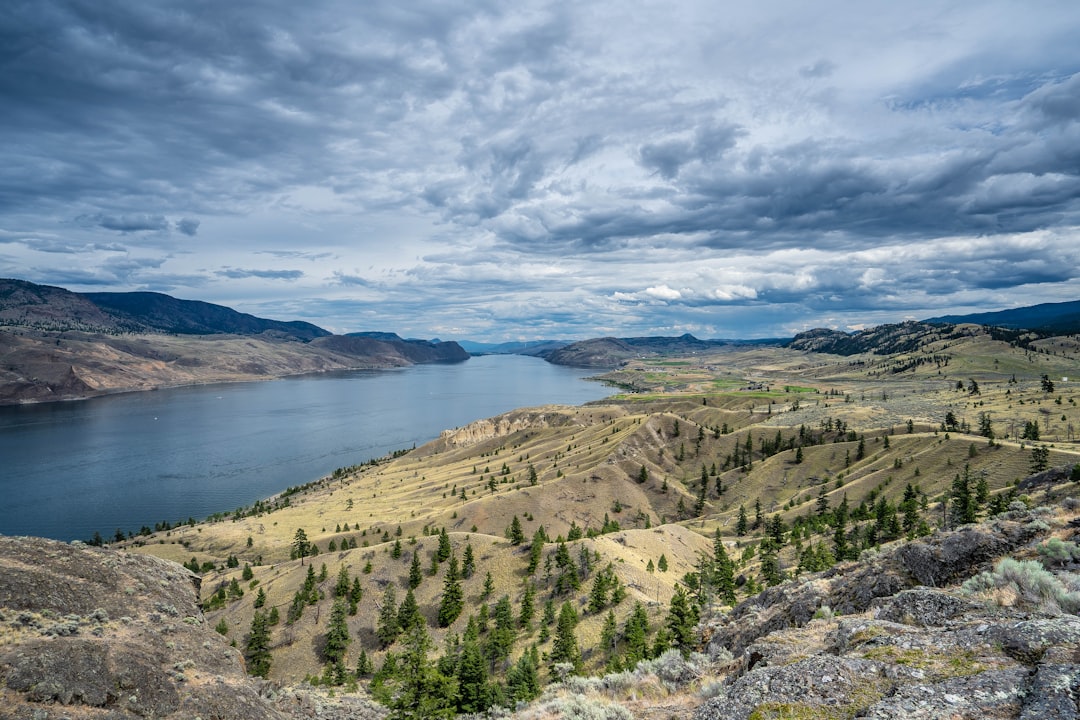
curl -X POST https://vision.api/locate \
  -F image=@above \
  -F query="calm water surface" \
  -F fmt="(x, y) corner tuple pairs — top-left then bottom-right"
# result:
(0, 355), (613, 541)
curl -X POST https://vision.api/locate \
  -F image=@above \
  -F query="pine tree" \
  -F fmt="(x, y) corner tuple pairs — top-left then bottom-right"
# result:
(324, 598), (351, 664)
(455, 639), (489, 713)
(409, 551), (424, 589)
(462, 542), (476, 579)
(292, 527), (309, 564)
(438, 553), (464, 627)
(388, 624), (457, 720)
(519, 581), (536, 629)
(485, 594), (516, 671)
(601, 609), (618, 656)
(736, 505), (748, 536)
(623, 602), (650, 665)
(665, 585), (698, 657)
(245, 611), (272, 678)
(335, 565), (350, 597)
(713, 531), (737, 605)
(377, 585), (401, 647)
(550, 601), (581, 673)
(436, 527), (452, 562)
(507, 645), (541, 702)
(398, 588), (423, 631)
(657, 554), (668, 572)
(637, 464), (649, 484)
(527, 529), (545, 575)
(507, 515), (525, 545)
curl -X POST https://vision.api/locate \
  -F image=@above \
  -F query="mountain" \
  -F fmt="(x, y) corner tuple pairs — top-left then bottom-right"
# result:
(786, 320), (957, 356)
(542, 333), (779, 368)
(456, 339), (566, 355)
(0, 279), (466, 404)
(0, 278), (331, 339)
(313, 333), (468, 364)
(927, 299), (1080, 334)
(84, 290), (330, 340)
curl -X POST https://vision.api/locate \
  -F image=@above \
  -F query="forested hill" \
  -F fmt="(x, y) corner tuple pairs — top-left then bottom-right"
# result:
(542, 333), (776, 368)
(927, 299), (1080, 334)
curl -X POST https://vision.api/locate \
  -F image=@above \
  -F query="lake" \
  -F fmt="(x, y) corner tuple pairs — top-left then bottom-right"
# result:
(0, 355), (614, 541)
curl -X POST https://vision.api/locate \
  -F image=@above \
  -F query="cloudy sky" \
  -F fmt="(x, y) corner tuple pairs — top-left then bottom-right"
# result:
(2, 1), (1079, 340)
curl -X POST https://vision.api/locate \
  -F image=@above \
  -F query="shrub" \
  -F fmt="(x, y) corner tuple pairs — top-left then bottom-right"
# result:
(521, 696), (633, 720)
(1038, 537), (1080, 567)
(962, 557), (1080, 614)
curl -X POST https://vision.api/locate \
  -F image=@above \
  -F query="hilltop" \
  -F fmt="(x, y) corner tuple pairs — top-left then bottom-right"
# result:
(0, 278), (466, 404)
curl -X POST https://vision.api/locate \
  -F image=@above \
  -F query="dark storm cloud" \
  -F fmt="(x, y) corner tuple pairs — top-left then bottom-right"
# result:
(1, 1), (1079, 339)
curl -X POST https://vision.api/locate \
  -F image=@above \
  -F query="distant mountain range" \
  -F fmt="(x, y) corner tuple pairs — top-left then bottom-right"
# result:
(0, 278), (330, 339)
(0, 278), (466, 404)
(926, 299), (1080, 334)
(540, 333), (781, 368)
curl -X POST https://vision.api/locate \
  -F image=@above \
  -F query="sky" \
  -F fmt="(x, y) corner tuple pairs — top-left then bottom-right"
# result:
(2, 1), (1080, 341)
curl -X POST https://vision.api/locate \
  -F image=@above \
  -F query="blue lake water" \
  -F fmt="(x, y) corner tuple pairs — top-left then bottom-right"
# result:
(0, 355), (613, 541)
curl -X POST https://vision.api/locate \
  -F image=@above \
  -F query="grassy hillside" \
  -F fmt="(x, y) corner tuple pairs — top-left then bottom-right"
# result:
(122, 326), (1080, 714)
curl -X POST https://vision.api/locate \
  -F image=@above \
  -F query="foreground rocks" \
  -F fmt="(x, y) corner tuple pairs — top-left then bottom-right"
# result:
(0, 536), (384, 720)
(695, 510), (1080, 720)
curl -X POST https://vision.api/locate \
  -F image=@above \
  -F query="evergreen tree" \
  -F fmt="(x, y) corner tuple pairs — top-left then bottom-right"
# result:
(665, 585), (698, 657)
(637, 464), (649, 484)
(950, 464), (978, 526)
(758, 538), (783, 586)
(335, 565), (350, 597)
(377, 585), (401, 647)
(462, 542), (476, 579)
(623, 602), (650, 665)
(485, 594), (516, 671)
(436, 527), (452, 562)
(398, 588), (423, 631)
(550, 601), (581, 673)
(388, 625), (457, 720)
(527, 529), (545, 575)
(409, 551), (424, 589)
(507, 646), (541, 702)
(324, 598), (351, 664)
(437, 553), (464, 627)
(245, 611), (272, 678)
(658, 554), (669, 572)
(519, 581), (536, 629)
(481, 571), (494, 599)
(600, 609), (618, 656)
(349, 577), (363, 615)
(455, 639), (490, 713)
(292, 527), (309, 564)
(507, 515), (525, 545)
(713, 531), (737, 605)
(736, 505), (748, 536)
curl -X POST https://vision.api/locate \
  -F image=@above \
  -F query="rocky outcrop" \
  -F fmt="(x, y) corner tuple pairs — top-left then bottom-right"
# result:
(695, 511), (1080, 720)
(437, 407), (583, 449)
(0, 536), (384, 720)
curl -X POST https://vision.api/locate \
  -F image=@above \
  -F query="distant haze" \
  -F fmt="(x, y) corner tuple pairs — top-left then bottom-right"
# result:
(2, 1), (1079, 340)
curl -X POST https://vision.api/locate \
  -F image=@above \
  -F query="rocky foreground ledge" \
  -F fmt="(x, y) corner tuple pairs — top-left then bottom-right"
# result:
(694, 505), (1080, 720)
(0, 536), (384, 720)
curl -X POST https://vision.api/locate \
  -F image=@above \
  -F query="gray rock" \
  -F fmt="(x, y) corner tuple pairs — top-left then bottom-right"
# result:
(873, 586), (982, 626)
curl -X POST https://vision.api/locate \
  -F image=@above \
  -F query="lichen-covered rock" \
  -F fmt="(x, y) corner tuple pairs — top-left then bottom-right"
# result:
(1018, 662), (1080, 719)
(873, 586), (983, 626)
(693, 655), (897, 720)
(861, 667), (1029, 719)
